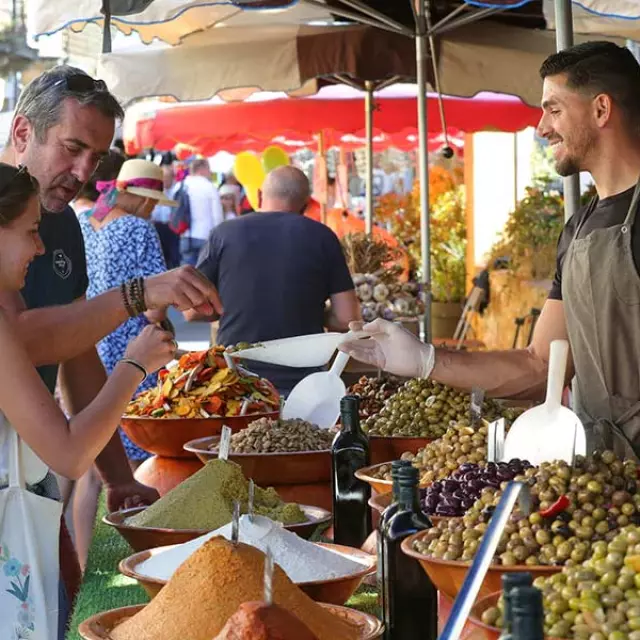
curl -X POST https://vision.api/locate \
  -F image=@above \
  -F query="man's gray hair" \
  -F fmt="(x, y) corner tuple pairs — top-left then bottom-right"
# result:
(262, 166), (311, 211)
(13, 65), (124, 143)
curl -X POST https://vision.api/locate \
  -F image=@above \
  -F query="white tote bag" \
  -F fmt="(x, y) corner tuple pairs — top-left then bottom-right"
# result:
(0, 427), (62, 640)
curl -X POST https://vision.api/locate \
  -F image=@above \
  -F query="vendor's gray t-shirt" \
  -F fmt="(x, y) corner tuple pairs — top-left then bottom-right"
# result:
(21, 206), (90, 392)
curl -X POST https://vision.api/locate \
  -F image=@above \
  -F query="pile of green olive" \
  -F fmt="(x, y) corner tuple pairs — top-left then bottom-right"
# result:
(412, 451), (640, 568)
(362, 379), (513, 438)
(482, 526), (640, 640)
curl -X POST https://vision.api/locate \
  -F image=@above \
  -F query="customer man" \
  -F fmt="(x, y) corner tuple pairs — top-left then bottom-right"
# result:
(0, 65), (222, 629)
(340, 42), (640, 460)
(180, 158), (223, 266)
(187, 166), (360, 393)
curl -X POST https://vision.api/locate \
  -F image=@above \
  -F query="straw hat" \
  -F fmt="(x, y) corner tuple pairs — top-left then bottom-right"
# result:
(116, 159), (177, 206)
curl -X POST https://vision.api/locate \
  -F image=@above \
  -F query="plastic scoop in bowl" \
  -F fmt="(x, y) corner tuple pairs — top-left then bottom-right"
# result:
(229, 333), (347, 368)
(282, 352), (350, 429)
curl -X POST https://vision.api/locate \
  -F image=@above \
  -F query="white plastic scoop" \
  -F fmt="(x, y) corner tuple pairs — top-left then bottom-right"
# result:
(502, 339), (586, 465)
(281, 351), (350, 429)
(230, 333), (347, 368)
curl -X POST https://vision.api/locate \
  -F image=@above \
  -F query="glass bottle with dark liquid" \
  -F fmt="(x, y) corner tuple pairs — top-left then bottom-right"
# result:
(498, 573), (533, 640)
(509, 586), (544, 640)
(383, 465), (437, 640)
(376, 460), (411, 606)
(331, 395), (372, 547)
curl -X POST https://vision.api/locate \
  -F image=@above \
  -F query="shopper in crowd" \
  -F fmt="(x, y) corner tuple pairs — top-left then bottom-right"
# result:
(340, 42), (640, 461)
(186, 165), (360, 394)
(151, 164), (181, 268)
(0, 65), (221, 636)
(76, 158), (174, 568)
(0, 162), (175, 640)
(179, 158), (224, 266)
(70, 149), (125, 216)
(219, 183), (240, 220)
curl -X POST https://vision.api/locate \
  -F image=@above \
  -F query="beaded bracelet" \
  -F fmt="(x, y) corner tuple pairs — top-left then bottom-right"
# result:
(120, 282), (135, 318)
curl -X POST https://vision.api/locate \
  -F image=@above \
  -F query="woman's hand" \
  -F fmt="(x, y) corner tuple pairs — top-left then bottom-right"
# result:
(339, 318), (435, 379)
(124, 325), (176, 373)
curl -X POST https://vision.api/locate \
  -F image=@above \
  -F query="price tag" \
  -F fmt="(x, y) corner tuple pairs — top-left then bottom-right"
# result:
(248, 479), (255, 522)
(240, 398), (250, 416)
(496, 418), (505, 462)
(232, 500), (240, 545)
(218, 426), (232, 461)
(264, 547), (274, 606)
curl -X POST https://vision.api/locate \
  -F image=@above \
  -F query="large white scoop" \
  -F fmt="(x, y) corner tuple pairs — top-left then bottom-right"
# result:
(230, 333), (346, 368)
(282, 351), (350, 429)
(502, 339), (586, 465)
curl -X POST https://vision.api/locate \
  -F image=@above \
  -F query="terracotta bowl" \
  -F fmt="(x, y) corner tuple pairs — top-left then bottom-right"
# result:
(78, 603), (384, 640)
(120, 411), (279, 458)
(367, 492), (450, 526)
(119, 542), (376, 605)
(103, 504), (332, 552)
(185, 436), (331, 485)
(401, 531), (562, 601)
(468, 591), (565, 640)
(369, 435), (433, 465)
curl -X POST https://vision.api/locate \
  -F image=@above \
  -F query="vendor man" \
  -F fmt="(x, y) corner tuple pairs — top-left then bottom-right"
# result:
(340, 41), (640, 460)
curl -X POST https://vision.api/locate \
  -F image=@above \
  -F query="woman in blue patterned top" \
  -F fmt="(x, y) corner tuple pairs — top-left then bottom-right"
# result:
(79, 159), (176, 464)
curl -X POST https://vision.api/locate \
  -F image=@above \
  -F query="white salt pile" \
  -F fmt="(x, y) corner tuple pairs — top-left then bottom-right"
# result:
(137, 515), (364, 583)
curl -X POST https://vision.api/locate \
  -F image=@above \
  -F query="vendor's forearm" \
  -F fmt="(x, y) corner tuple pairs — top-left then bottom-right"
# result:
(431, 347), (548, 401)
(4, 289), (128, 367)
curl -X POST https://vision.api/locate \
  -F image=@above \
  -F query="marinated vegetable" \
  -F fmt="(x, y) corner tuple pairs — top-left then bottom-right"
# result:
(125, 347), (279, 419)
(347, 375), (405, 419)
(363, 378), (516, 438)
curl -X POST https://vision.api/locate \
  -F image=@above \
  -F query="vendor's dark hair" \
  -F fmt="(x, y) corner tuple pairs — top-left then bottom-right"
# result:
(0, 164), (39, 226)
(540, 42), (640, 133)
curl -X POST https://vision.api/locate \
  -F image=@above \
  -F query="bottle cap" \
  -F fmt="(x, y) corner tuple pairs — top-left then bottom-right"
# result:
(501, 572), (533, 592)
(340, 395), (360, 414)
(510, 585), (543, 618)
(397, 465), (419, 487)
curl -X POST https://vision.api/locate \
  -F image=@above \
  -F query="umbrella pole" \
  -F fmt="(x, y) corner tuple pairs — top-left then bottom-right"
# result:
(415, 1), (431, 343)
(365, 81), (374, 235)
(101, 0), (112, 54)
(555, 0), (579, 222)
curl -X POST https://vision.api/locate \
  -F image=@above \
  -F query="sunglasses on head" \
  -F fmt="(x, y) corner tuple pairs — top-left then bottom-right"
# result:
(47, 74), (108, 95)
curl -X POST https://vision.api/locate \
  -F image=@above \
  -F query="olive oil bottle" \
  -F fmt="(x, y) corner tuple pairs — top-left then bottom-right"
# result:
(498, 573), (533, 640)
(376, 460), (411, 606)
(509, 586), (544, 640)
(382, 465), (437, 640)
(331, 395), (372, 547)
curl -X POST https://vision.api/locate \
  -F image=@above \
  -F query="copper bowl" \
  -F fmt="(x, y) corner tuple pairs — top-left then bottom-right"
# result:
(185, 436), (331, 485)
(120, 411), (279, 458)
(103, 504), (331, 552)
(78, 603), (384, 640)
(367, 492), (450, 526)
(369, 435), (433, 465)
(354, 463), (393, 495)
(119, 542), (376, 605)
(468, 591), (566, 640)
(401, 531), (562, 601)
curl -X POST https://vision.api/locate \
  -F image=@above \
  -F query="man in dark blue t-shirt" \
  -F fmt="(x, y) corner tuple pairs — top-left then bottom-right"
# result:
(188, 166), (360, 393)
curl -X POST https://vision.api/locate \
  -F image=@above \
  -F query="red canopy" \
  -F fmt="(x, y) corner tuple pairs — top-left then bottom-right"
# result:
(126, 84), (541, 156)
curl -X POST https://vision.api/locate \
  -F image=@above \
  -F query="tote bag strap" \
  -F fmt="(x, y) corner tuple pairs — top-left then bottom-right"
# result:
(7, 427), (25, 489)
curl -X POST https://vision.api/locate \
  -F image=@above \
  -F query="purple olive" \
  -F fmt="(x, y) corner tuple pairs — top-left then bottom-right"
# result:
(452, 491), (466, 501)
(461, 498), (474, 510)
(425, 495), (439, 510)
(443, 480), (458, 493)
(486, 462), (497, 473)
(442, 496), (461, 509)
(436, 505), (459, 517)
(468, 479), (486, 492)
(431, 482), (443, 493)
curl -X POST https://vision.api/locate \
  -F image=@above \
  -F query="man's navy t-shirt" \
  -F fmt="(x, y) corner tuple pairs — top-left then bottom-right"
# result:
(21, 207), (89, 392)
(197, 212), (354, 392)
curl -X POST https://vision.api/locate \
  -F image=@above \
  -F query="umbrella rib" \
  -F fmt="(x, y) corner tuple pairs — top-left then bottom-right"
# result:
(331, 0), (414, 36)
(302, 0), (413, 37)
(429, 6), (503, 36)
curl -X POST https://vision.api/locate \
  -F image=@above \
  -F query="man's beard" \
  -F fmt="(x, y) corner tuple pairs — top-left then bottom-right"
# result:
(555, 155), (581, 177)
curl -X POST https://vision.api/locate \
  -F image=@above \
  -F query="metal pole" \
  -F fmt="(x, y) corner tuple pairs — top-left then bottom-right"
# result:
(415, 0), (431, 342)
(555, 0), (579, 221)
(365, 81), (374, 235)
(102, 0), (112, 54)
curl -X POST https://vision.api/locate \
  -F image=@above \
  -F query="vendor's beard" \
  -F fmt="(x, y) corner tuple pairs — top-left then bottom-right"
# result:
(555, 155), (581, 177)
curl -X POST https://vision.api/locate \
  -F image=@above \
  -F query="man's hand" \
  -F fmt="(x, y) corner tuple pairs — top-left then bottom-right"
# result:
(145, 266), (223, 317)
(105, 480), (160, 512)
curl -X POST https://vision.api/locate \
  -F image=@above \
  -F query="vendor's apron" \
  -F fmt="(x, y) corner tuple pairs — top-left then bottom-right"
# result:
(562, 180), (640, 461)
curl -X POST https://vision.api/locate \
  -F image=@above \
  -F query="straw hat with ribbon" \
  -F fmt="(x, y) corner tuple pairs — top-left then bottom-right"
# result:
(91, 158), (177, 221)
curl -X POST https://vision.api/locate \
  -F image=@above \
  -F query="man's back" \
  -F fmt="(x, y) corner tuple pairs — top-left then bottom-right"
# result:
(197, 211), (354, 390)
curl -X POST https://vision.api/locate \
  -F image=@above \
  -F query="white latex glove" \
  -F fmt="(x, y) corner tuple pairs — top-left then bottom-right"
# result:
(339, 318), (435, 379)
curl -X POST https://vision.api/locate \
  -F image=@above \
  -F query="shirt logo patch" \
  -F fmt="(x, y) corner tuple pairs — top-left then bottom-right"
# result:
(52, 249), (72, 280)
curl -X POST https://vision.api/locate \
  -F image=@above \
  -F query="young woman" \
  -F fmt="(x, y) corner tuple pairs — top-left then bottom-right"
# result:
(0, 163), (175, 636)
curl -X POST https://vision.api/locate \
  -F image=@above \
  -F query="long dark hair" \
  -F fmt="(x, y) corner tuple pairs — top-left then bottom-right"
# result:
(0, 163), (39, 226)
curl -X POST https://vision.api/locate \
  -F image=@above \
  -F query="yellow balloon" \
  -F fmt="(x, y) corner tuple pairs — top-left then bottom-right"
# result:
(245, 183), (261, 211)
(234, 151), (265, 187)
(261, 145), (290, 173)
